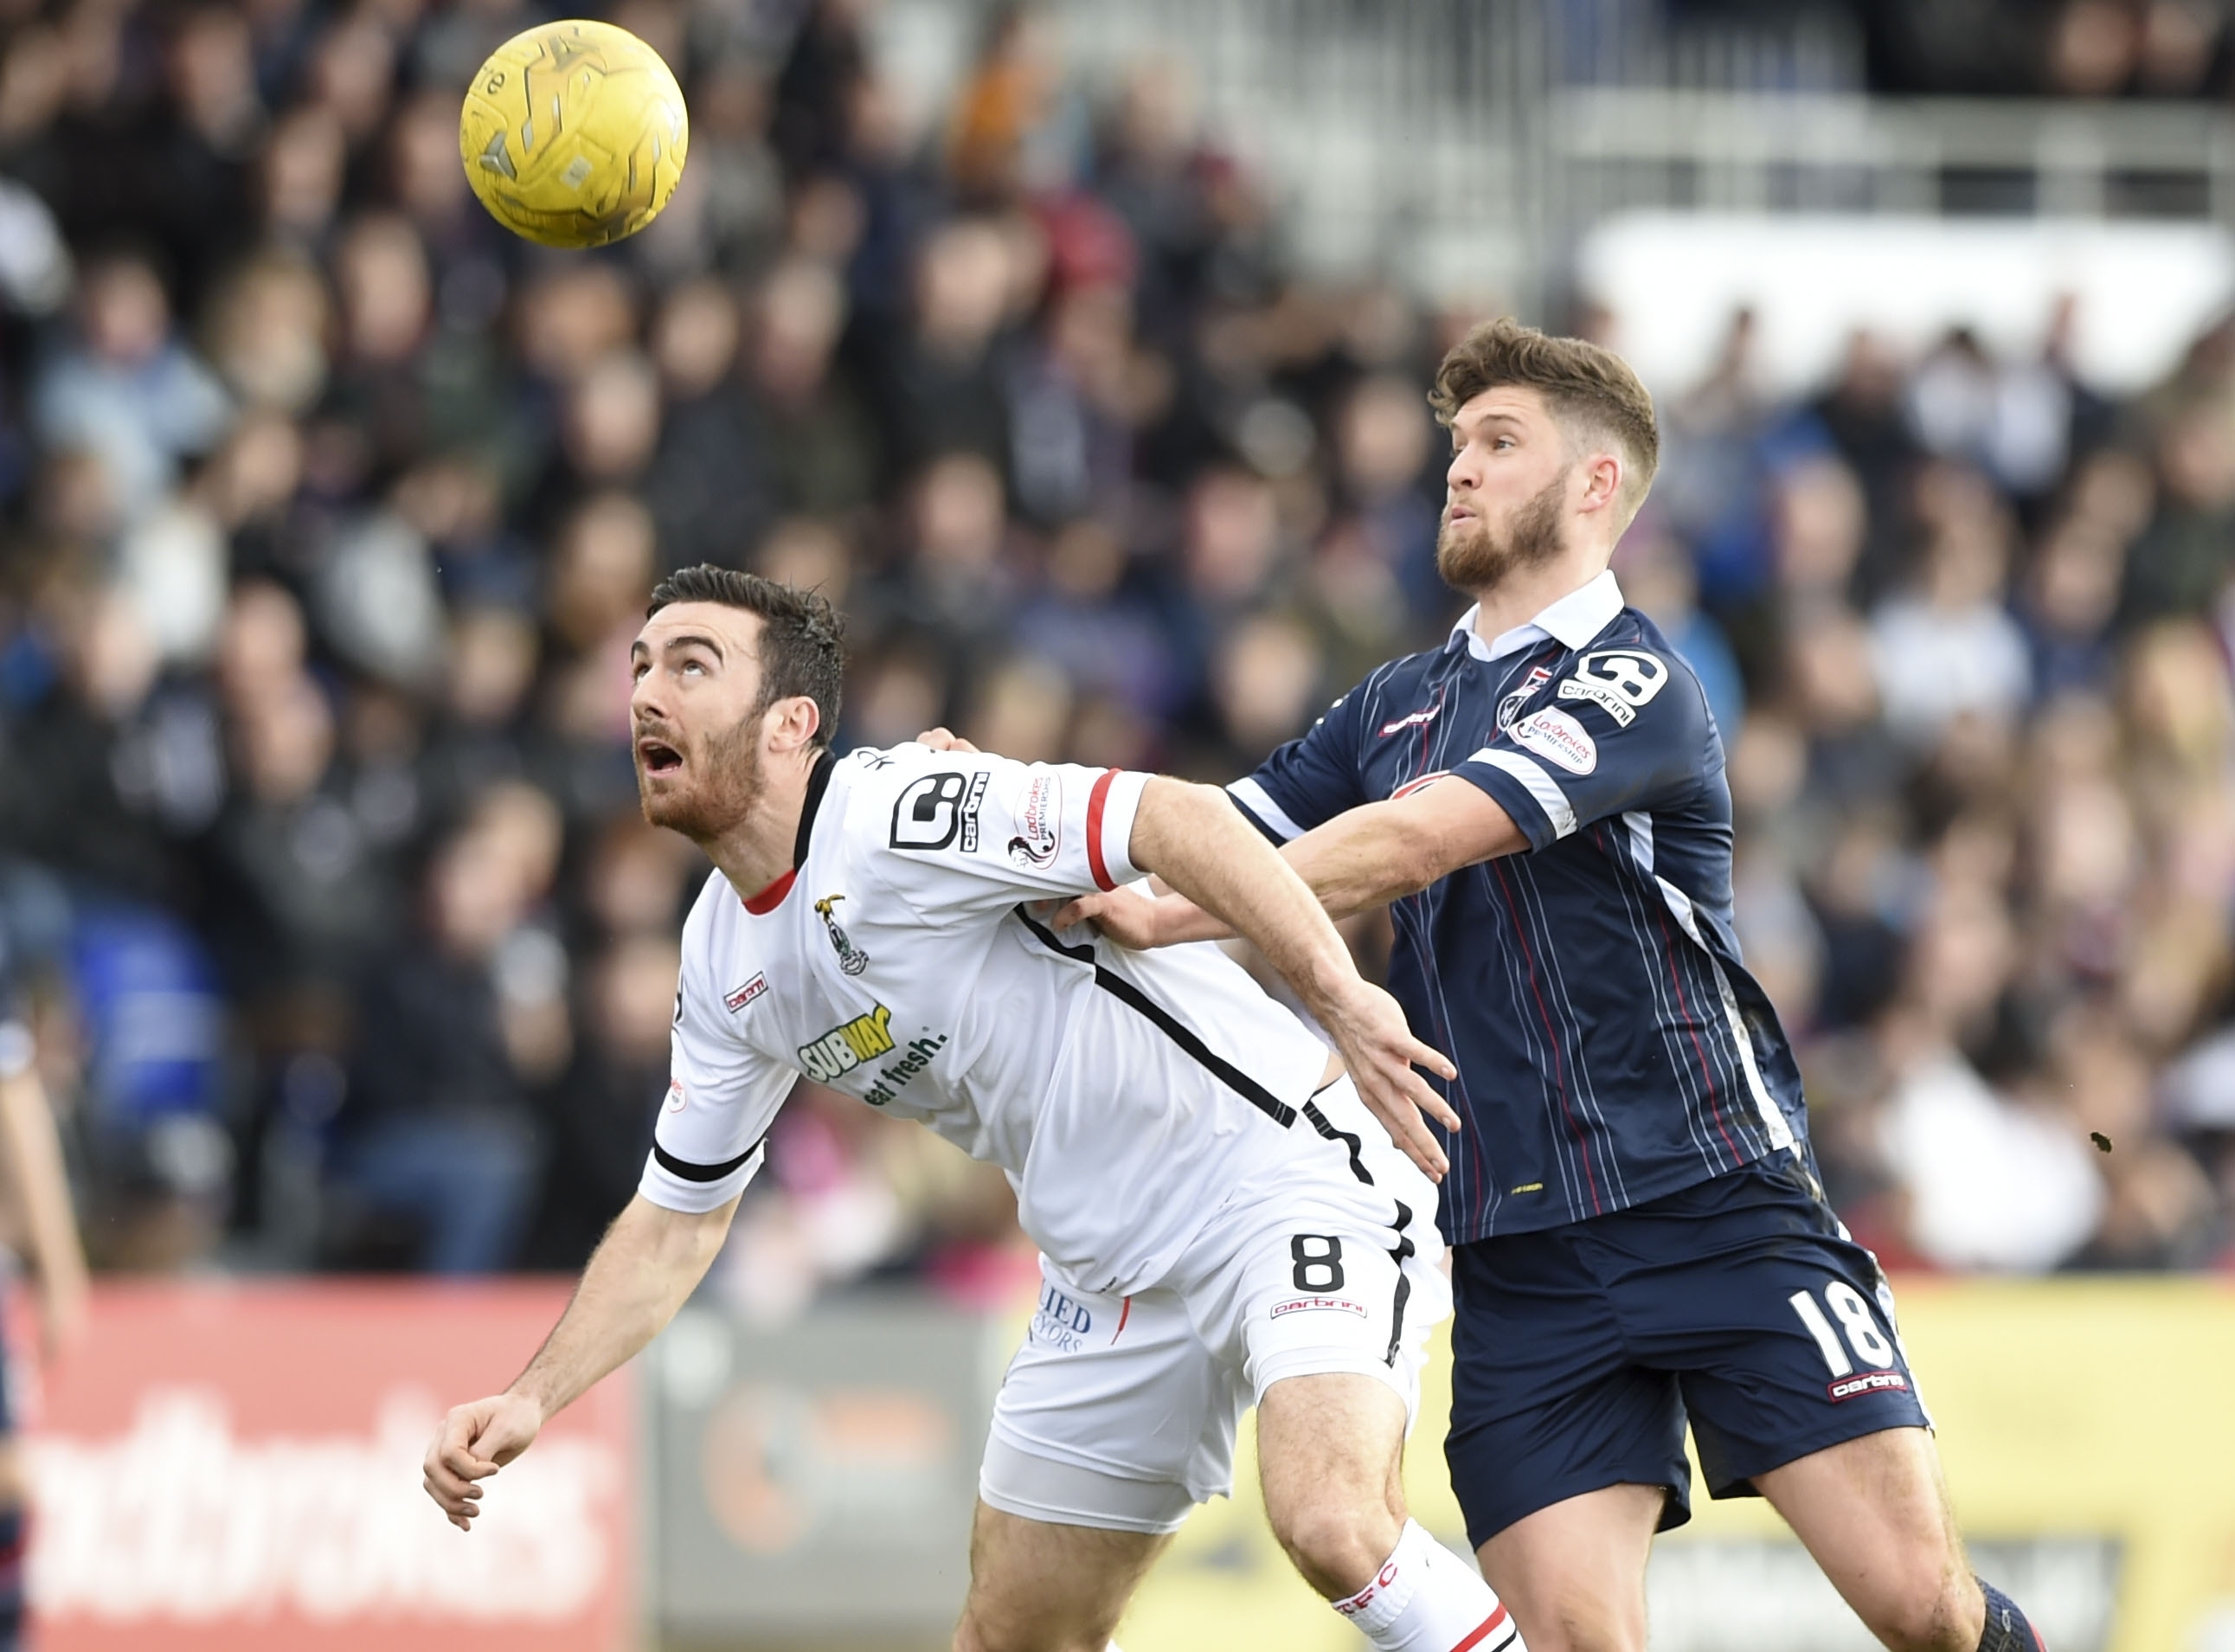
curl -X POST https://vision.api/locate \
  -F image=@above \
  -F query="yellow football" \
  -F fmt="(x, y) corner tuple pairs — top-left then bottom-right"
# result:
(459, 19), (688, 249)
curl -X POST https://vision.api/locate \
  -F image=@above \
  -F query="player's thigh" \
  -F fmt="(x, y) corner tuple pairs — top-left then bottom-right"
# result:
(1219, 1077), (1450, 1410)
(1256, 1369), (1409, 1519)
(1445, 1232), (1691, 1552)
(1255, 1370), (1410, 1591)
(1641, 1156), (1932, 1501)
(1474, 1482), (1662, 1652)
(986, 1263), (1241, 1519)
(1756, 1428), (1981, 1651)
(956, 1499), (1169, 1652)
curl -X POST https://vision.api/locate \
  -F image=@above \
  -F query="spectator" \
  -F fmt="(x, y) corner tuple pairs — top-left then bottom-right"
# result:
(525, 931), (678, 1268)
(1867, 492), (2032, 744)
(325, 795), (557, 1273)
(3, 0), (2234, 1289)
(32, 250), (231, 524)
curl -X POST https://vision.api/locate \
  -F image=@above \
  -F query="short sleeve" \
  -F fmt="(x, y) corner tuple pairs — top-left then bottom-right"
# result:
(1453, 644), (1712, 852)
(864, 747), (1151, 917)
(1226, 683), (1368, 844)
(638, 915), (791, 1212)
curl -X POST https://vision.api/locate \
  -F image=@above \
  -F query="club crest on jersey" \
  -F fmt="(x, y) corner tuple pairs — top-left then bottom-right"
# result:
(664, 1078), (687, 1113)
(1497, 665), (1553, 733)
(723, 973), (767, 1013)
(812, 894), (870, 975)
(1007, 772), (1061, 868)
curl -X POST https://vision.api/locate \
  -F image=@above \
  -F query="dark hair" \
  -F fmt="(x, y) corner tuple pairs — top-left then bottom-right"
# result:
(646, 565), (846, 747)
(1429, 317), (1660, 522)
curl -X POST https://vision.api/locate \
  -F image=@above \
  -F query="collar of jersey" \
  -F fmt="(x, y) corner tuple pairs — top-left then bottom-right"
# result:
(742, 747), (838, 914)
(1447, 568), (1624, 662)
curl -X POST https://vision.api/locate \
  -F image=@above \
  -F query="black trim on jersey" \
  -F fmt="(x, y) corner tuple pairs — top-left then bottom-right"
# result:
(1017, 910), (1298, 1128)
(652, 1132), (767, 1185)
(794, 748), (837, 866)
(1384, 1199), (1416, 1366)
(1301, 1098), (1371, 1185)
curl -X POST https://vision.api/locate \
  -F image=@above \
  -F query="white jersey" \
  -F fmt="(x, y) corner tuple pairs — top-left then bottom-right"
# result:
(640, 742), (1344, 1295)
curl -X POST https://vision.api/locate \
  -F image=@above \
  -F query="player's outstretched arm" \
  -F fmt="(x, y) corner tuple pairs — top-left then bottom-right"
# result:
(1127, 776), (1461, 1180)
(1058, 779), (1527, 948)
(421, 1192), (737, 1530)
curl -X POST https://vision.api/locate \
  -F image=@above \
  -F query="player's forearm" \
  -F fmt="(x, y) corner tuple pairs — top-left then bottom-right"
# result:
(1128, 778), (1360, 1008)
(508, 1193), (735, 1417)
(1279, 801), (1452, 918)
(0, 1071), (86, 1298)
(1141, 800), (1444, 947)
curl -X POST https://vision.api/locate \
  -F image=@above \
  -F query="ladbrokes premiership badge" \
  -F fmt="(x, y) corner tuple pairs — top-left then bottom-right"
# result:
(813, 894), (870, 975)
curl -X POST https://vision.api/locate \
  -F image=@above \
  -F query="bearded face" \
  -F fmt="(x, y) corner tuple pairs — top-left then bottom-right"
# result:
(635, 697), (767, 840)
(1436, 468), (1570, 596)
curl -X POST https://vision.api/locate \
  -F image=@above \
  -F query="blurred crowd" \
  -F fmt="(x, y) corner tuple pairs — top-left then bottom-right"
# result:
(1838, 0), (2235, 99)
(0, 0), (2229, 1297)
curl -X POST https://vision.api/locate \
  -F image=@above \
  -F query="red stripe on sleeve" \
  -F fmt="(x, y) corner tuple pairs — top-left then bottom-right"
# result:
(1085, 769), (1119, 890)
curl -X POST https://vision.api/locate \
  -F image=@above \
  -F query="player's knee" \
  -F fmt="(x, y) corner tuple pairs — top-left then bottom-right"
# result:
(1267, 1495), (1402, 1598)
(953, 1599), (1119, 1652)
(1502, 1594), (1646, 1652)
(1859, 1564), (1976, 1652)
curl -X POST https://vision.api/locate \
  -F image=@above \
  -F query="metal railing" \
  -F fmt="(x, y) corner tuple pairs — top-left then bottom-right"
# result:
(1556, 88), (2235, 221)
(884, 1), (2235, 312)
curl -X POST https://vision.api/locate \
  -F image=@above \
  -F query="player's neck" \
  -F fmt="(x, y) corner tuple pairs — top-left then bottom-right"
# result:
(1468, 546), (1613, 646)
(698, 750), (819, 906)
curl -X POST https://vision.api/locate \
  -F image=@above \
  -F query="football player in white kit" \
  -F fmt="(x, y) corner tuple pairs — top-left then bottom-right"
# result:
(422, 568), (1525, 1652)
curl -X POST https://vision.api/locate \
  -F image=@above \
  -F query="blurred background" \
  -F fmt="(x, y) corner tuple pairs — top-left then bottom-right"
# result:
(3, 0), (2235, 1648)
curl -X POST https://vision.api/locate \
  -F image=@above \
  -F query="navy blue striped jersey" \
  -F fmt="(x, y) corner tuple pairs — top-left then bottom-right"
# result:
(1229, 570), (1811, 1244)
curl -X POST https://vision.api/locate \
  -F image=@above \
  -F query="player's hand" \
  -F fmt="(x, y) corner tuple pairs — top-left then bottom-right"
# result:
(423, 1392), (544, 1531)
(1050, 884), (1167, 948)
(914, 727), (980, 753)
(1316, 980), (1460, 1182)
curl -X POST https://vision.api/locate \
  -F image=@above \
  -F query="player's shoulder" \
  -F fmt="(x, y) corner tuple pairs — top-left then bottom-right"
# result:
(832, 740), (994, 799)
(681, 864), (741, 933)
(826, 742), (1005, 866)
(1545, 608), (1710, 730)
(1371, 640), (1457, 697)
(1315, 642), (1453, 736)
(677, 866), (741, 986)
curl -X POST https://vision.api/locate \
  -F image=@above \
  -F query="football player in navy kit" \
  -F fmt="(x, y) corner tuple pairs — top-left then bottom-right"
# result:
(1043, 319), (2047, 1652)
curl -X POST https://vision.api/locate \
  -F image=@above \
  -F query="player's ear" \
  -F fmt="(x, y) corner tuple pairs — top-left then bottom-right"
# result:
(1577, 450), (1622, 516)
(767, 693), (821, 754)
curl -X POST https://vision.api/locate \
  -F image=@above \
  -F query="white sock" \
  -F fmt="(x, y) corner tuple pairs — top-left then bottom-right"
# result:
(1333, 1520), (1524, 1652)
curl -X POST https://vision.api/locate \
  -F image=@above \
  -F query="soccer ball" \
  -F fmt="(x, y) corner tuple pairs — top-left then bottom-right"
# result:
(459, 19), (688, 249)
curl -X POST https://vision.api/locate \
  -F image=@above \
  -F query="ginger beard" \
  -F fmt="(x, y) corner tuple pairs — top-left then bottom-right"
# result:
(1437, 467), (1570, 595)
(635, 700), (766, 842)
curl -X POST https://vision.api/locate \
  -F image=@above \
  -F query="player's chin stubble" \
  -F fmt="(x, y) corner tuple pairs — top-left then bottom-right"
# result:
(639, 712), (763, 841)
(1437, 471), (1569, 596)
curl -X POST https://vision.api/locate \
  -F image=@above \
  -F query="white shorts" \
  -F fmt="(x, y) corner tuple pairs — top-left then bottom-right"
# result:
(979, 1076), (1450, 1534)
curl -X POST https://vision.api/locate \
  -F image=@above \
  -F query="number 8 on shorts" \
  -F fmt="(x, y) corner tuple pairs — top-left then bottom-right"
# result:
(1291, 1235), (1345, 1292)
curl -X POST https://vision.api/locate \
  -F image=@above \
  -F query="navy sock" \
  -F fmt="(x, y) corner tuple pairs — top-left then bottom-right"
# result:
(1977, 1579), (2044, 1652)
(0, 1506), (25, 1652)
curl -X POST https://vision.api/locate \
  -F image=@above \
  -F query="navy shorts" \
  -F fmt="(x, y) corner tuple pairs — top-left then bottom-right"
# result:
(1444, 1150), (1930, 1549)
